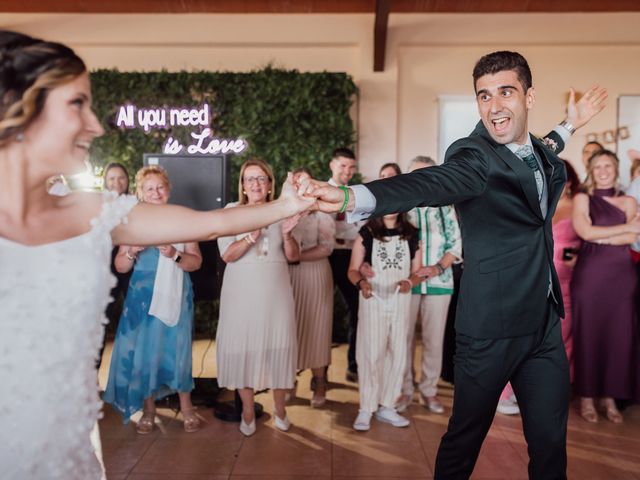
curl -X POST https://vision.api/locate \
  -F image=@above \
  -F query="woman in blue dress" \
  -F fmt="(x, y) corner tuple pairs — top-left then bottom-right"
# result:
(104, 166), (203, 434)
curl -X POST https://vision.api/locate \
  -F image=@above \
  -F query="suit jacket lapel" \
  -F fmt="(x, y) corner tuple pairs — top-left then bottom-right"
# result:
(471, 122), (544, 220)
(499, 147), (544, 219)
(532, 136), (564, 220)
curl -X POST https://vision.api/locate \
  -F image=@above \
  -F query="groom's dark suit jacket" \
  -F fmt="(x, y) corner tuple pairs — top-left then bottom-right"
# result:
(366, 121), (567, 339)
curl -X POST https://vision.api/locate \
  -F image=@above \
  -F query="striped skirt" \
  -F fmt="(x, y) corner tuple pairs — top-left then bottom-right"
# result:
(216, 261), (297, 390)
(289, 258), (333, 370)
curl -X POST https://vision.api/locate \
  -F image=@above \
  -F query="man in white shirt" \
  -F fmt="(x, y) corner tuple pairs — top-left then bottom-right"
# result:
(327, 147), (360, 382)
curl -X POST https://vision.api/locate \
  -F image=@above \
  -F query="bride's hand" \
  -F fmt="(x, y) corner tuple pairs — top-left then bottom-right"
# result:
(279, 172), (316, 215)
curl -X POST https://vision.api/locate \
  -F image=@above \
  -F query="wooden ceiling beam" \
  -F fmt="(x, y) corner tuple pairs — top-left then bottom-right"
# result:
(1, 0), (639, 13)
(391, 0), (640, 13)
(0, 1), (374, 14)
(373, 0), (390, 72)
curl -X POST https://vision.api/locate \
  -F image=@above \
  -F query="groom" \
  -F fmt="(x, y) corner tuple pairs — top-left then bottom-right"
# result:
(305, 51), (607, 479)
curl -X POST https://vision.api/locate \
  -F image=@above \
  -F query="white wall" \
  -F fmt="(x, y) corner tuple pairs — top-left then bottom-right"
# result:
(3, 12), (640, 181)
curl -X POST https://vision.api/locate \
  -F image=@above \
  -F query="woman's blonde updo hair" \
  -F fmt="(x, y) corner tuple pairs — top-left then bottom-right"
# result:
(135, 165), (171, 201)
(0, 30), (87, 147)
(237, 158), (275, 205)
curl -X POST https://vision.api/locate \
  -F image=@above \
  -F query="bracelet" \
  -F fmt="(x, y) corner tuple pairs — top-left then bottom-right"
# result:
(244, 234), (255, 245)
(435, 262), (446, 275)
(125, 250), (136, 261)
(338, 185), (349, 214)
(559, 120), (576, 135)
(356, 278), (366, 290)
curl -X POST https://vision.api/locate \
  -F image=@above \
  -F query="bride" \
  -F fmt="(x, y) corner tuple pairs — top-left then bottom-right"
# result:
(0, 30), (313, 479)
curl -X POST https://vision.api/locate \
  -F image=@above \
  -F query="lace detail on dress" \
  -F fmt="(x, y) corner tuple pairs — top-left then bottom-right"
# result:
(90, 191), (138, 238)
(0, 191), (138, 480)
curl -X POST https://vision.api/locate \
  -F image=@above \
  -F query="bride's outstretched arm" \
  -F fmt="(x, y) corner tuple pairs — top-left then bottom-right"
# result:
(111, 175), (315, 246)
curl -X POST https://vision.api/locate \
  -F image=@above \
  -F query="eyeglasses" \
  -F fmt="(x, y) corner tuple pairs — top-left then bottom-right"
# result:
(243, 175), (270, 185)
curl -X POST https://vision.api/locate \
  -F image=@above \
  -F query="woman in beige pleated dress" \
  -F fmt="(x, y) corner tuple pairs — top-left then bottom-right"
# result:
(217, 159), (300, 436)
(289, 168), (335, 407)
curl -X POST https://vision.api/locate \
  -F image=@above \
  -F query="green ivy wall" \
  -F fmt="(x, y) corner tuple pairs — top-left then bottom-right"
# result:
(93, 67), (357, 338)
(90, 67), (357, 193)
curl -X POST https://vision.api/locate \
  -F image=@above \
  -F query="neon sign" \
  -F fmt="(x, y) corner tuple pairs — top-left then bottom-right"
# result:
(163, 129), (246, 155)
(116, 104), (247, 155)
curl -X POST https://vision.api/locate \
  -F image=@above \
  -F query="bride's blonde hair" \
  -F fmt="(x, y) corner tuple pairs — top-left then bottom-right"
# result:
(0, 30), (86, 147)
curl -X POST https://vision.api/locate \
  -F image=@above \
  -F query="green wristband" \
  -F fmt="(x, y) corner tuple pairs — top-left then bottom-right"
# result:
(338, 185), (349, 214)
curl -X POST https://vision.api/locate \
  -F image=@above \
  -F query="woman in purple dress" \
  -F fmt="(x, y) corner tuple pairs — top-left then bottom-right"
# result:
(571, 149), (640, 423)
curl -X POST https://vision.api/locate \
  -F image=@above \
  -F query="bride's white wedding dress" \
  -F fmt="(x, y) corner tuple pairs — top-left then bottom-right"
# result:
(0, 193), (137, 479)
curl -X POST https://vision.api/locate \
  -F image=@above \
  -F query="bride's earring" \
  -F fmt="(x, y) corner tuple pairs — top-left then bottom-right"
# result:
(15, 132), (24, 142)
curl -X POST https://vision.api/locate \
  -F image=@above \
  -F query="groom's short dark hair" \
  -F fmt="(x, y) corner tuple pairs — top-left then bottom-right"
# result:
(472, 51), (532, 93)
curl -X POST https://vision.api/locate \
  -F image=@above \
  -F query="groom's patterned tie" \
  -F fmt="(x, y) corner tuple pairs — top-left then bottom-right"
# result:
(516, 145), (543, 200)
(516, 145), (552, 296)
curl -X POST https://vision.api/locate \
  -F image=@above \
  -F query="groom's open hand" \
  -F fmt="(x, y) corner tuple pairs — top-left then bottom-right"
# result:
(566, 85), (608, 130)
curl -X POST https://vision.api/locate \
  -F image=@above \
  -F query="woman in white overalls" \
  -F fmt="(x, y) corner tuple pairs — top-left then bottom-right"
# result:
(347, 163), (422, 431)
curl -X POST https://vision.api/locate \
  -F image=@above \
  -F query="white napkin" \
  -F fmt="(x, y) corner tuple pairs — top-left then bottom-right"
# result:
(149, 243), (184, 327)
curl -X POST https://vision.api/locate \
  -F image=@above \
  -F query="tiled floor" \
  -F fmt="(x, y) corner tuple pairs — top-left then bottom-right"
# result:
(99, 341), (640, 479)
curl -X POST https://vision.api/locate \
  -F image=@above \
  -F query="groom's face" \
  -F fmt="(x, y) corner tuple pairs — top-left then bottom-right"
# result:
(475, 69), (535, 145)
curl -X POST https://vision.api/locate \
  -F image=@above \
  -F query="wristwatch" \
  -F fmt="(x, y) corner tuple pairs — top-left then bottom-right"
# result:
(559, 120), (576, 135)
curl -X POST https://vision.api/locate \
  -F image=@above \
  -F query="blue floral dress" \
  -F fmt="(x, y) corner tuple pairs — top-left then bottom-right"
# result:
(104, 247), (194, 421)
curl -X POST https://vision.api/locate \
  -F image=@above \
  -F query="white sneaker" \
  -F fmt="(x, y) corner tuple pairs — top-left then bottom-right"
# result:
(496, 395), (520, 416)
(353, 410), (372, 431)
(274, 413), (291, 432)
(420, 394), (445, 414)
(395, 394), (412, 413)
(375, 406), (410, 427)
(239, 417), (256, 437)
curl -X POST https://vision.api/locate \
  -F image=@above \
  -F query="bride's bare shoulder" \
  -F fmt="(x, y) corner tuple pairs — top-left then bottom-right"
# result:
(58, 191), (138, 234)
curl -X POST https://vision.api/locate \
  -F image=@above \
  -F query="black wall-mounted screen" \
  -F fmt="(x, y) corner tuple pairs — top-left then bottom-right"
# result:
(143, 153), (230, 300)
